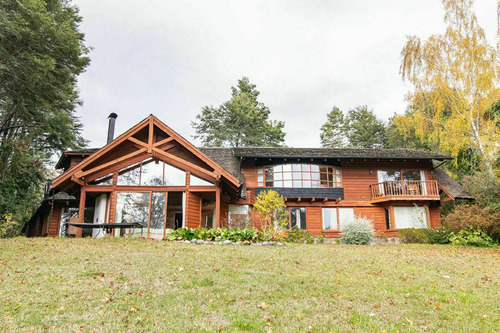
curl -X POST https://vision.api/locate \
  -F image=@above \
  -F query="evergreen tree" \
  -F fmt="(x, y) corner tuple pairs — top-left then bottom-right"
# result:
(0, 0), (90, 235)
(192, 77), (286, 147)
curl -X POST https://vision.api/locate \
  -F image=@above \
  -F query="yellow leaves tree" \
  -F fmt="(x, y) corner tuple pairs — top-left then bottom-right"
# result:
(398, 0), (500, 177)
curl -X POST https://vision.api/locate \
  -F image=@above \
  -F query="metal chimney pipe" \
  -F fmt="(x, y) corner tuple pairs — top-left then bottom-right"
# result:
(107, 113), (118, 144)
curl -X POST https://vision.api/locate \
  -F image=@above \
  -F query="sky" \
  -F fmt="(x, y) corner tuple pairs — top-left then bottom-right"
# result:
(72, 0), (497, 148)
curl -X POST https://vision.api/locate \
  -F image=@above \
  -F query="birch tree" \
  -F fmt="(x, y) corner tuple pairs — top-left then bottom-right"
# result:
(397, 0), (500, 177)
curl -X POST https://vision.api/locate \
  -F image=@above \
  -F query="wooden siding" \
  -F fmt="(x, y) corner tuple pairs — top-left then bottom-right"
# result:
(45, 205), (63, 237)
(342, 168), (378, 201)
(185, 192), (202, 228)
(306, 207), (322, 236)
(354, 206), (386, 234)
(429, 206), (441, 228)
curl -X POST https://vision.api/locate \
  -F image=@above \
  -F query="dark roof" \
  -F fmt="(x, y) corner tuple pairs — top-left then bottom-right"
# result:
(232, 147), (452, 160)
(432, 167), (474, 200)
(55, 148), (99, 170)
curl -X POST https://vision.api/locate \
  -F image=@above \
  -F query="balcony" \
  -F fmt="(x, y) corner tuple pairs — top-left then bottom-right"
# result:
(369, 180), (440, 203)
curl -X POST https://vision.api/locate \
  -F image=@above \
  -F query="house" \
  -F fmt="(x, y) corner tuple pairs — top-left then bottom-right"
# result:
(25, 114), (473, 239)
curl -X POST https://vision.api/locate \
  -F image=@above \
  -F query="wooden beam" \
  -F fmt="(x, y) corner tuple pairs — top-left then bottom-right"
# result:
(71, 175), (84, 186)
(127, 136), (148, 148)
(148, 117), (154, 153)
(310, 197), (315, 203)
(335, 197), (341, 204)
(78, 188), (86, 224)
(323, 197), (328, 203)
(153, 136), (174, 147)
(75, 148), (147, 179)
(84, 154), (146, 184)
(153, 147), (217, 181)
(297, 197), (301, 202)
(215, 184), (221, 228)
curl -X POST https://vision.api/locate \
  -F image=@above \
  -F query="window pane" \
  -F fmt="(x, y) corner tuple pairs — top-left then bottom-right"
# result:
(117, 163), (141, 186)
(190, 174), (213, 186)
(290, 209), (297, 229)
(302, 164), (311, 172)
(292, 164), (301, 171)
(338, 208), (355, 230)
(274, 173), (282, 180)
(89, 173), (113, 186)
(311, 165), (319, 172)
(257, 168), (263, 175)
(299, 208), (307, 230)
(303, 180), (311, 188)
(283, 164), (292, 172)
(164, 164), (186, 186)
(265, 173), (273, 181)
(149, 192), (166, 239)
(292, 172), (301, 179)
(377, 170), (401, 182)
(320, 166), (328, 173)
(293, 180), (302, 187)
(322, 208), (337, 230)
(312, 180), (320, 188)
(303, 172), (311, 180)
(265, 181), (273, 187)
(283, 180), (292, 188)
(274, 180), (283, 187)
(140, 158), (164, 186)
(114, 192), (150, 237)
(393, 206), (428, 229)
(311, 172), (320, 180)
(402, 170), (421, 181)
(273, 165), (282, 172)
(257, 175), (264, 182)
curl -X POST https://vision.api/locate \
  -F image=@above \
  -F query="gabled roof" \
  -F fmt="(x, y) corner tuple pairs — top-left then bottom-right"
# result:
(51, 115), (240, 190)
(432, 167), (474, 200)
(232, 147), (452, 160)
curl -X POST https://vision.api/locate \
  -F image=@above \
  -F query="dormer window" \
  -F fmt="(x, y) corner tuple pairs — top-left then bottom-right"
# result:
(257, 164), (342, 188)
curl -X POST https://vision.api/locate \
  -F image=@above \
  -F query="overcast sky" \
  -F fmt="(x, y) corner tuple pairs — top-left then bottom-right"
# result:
(73, 0), (497, 148)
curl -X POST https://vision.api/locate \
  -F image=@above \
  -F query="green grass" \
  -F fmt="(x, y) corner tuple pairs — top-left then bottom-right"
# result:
(0, 238), (499, 332)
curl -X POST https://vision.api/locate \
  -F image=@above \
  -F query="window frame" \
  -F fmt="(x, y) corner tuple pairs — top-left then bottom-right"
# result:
(257, 164), (342, 188)
(321, 207), (355, 231)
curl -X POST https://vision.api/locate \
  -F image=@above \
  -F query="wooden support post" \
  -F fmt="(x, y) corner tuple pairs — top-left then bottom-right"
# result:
(215, 183), (221, 228)
(78, 187), (86, 223)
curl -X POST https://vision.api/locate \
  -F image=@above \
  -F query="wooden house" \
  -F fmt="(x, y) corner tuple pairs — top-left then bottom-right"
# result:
(25, 114), (473, 239)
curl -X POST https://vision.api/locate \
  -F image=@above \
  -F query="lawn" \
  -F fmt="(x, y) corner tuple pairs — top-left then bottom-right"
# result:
(0, 238), (499, 332)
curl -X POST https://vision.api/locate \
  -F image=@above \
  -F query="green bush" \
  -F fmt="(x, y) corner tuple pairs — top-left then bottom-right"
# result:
(285, 228), (315, 244)
(443, 204), (500, 243)
(341, 216), (374, 245)
(317, 235), (325, 244)
(449, 229), (497, 247)
(399, 227), (454, 244)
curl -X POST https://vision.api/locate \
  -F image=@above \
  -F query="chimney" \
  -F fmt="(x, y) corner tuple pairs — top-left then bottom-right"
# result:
(107, 113), (118, 144)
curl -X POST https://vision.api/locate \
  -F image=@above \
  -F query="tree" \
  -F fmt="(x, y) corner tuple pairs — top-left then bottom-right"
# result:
(398, 0), (500, 177)
(0, 0), (90, 234)
(320, 107), (347, 148)
(253, 189), (288, 235)
(192, 77), (286, 147)
(320, 105), (386, 148)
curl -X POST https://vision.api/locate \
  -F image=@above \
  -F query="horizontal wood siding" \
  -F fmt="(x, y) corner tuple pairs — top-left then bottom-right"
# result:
(241, 167), (257, 188)
(354, 206), (386, 234)
(306, 207), (322, 236)
(185, 192), (201, 228)
(429, 206), (441, 228)
(221, 201), (229, 228)
(46, 205), (63, 237)
(342, 168), (378, 201)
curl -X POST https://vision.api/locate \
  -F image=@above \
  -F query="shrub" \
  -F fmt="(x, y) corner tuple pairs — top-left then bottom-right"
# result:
(449, 229), (497, 247)
(317, 235), (325, 244)
(399, 227), (454, 244)
(285, 228), (315, 244)
(443, 204), (500, 243)
(0, 214), (22, 238)
(341, 216), (375, 245)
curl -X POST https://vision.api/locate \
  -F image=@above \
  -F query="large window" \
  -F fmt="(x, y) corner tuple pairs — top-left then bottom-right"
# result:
(116, 158), (186, 186)
(257, 164), (341, 188)
(322, 208), (354, 230)
(290, 208), (306, 229)
(393, 206), (428, 229)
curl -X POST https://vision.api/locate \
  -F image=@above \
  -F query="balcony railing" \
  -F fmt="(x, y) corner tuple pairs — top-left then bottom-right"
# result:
(370, 180), (439, 201)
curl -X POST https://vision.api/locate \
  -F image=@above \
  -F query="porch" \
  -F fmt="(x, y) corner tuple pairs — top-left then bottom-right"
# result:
(369, 180), (440, 203)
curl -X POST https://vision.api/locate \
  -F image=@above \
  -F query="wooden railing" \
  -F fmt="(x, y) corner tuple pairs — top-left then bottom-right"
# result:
(370, 180), (439, 199)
